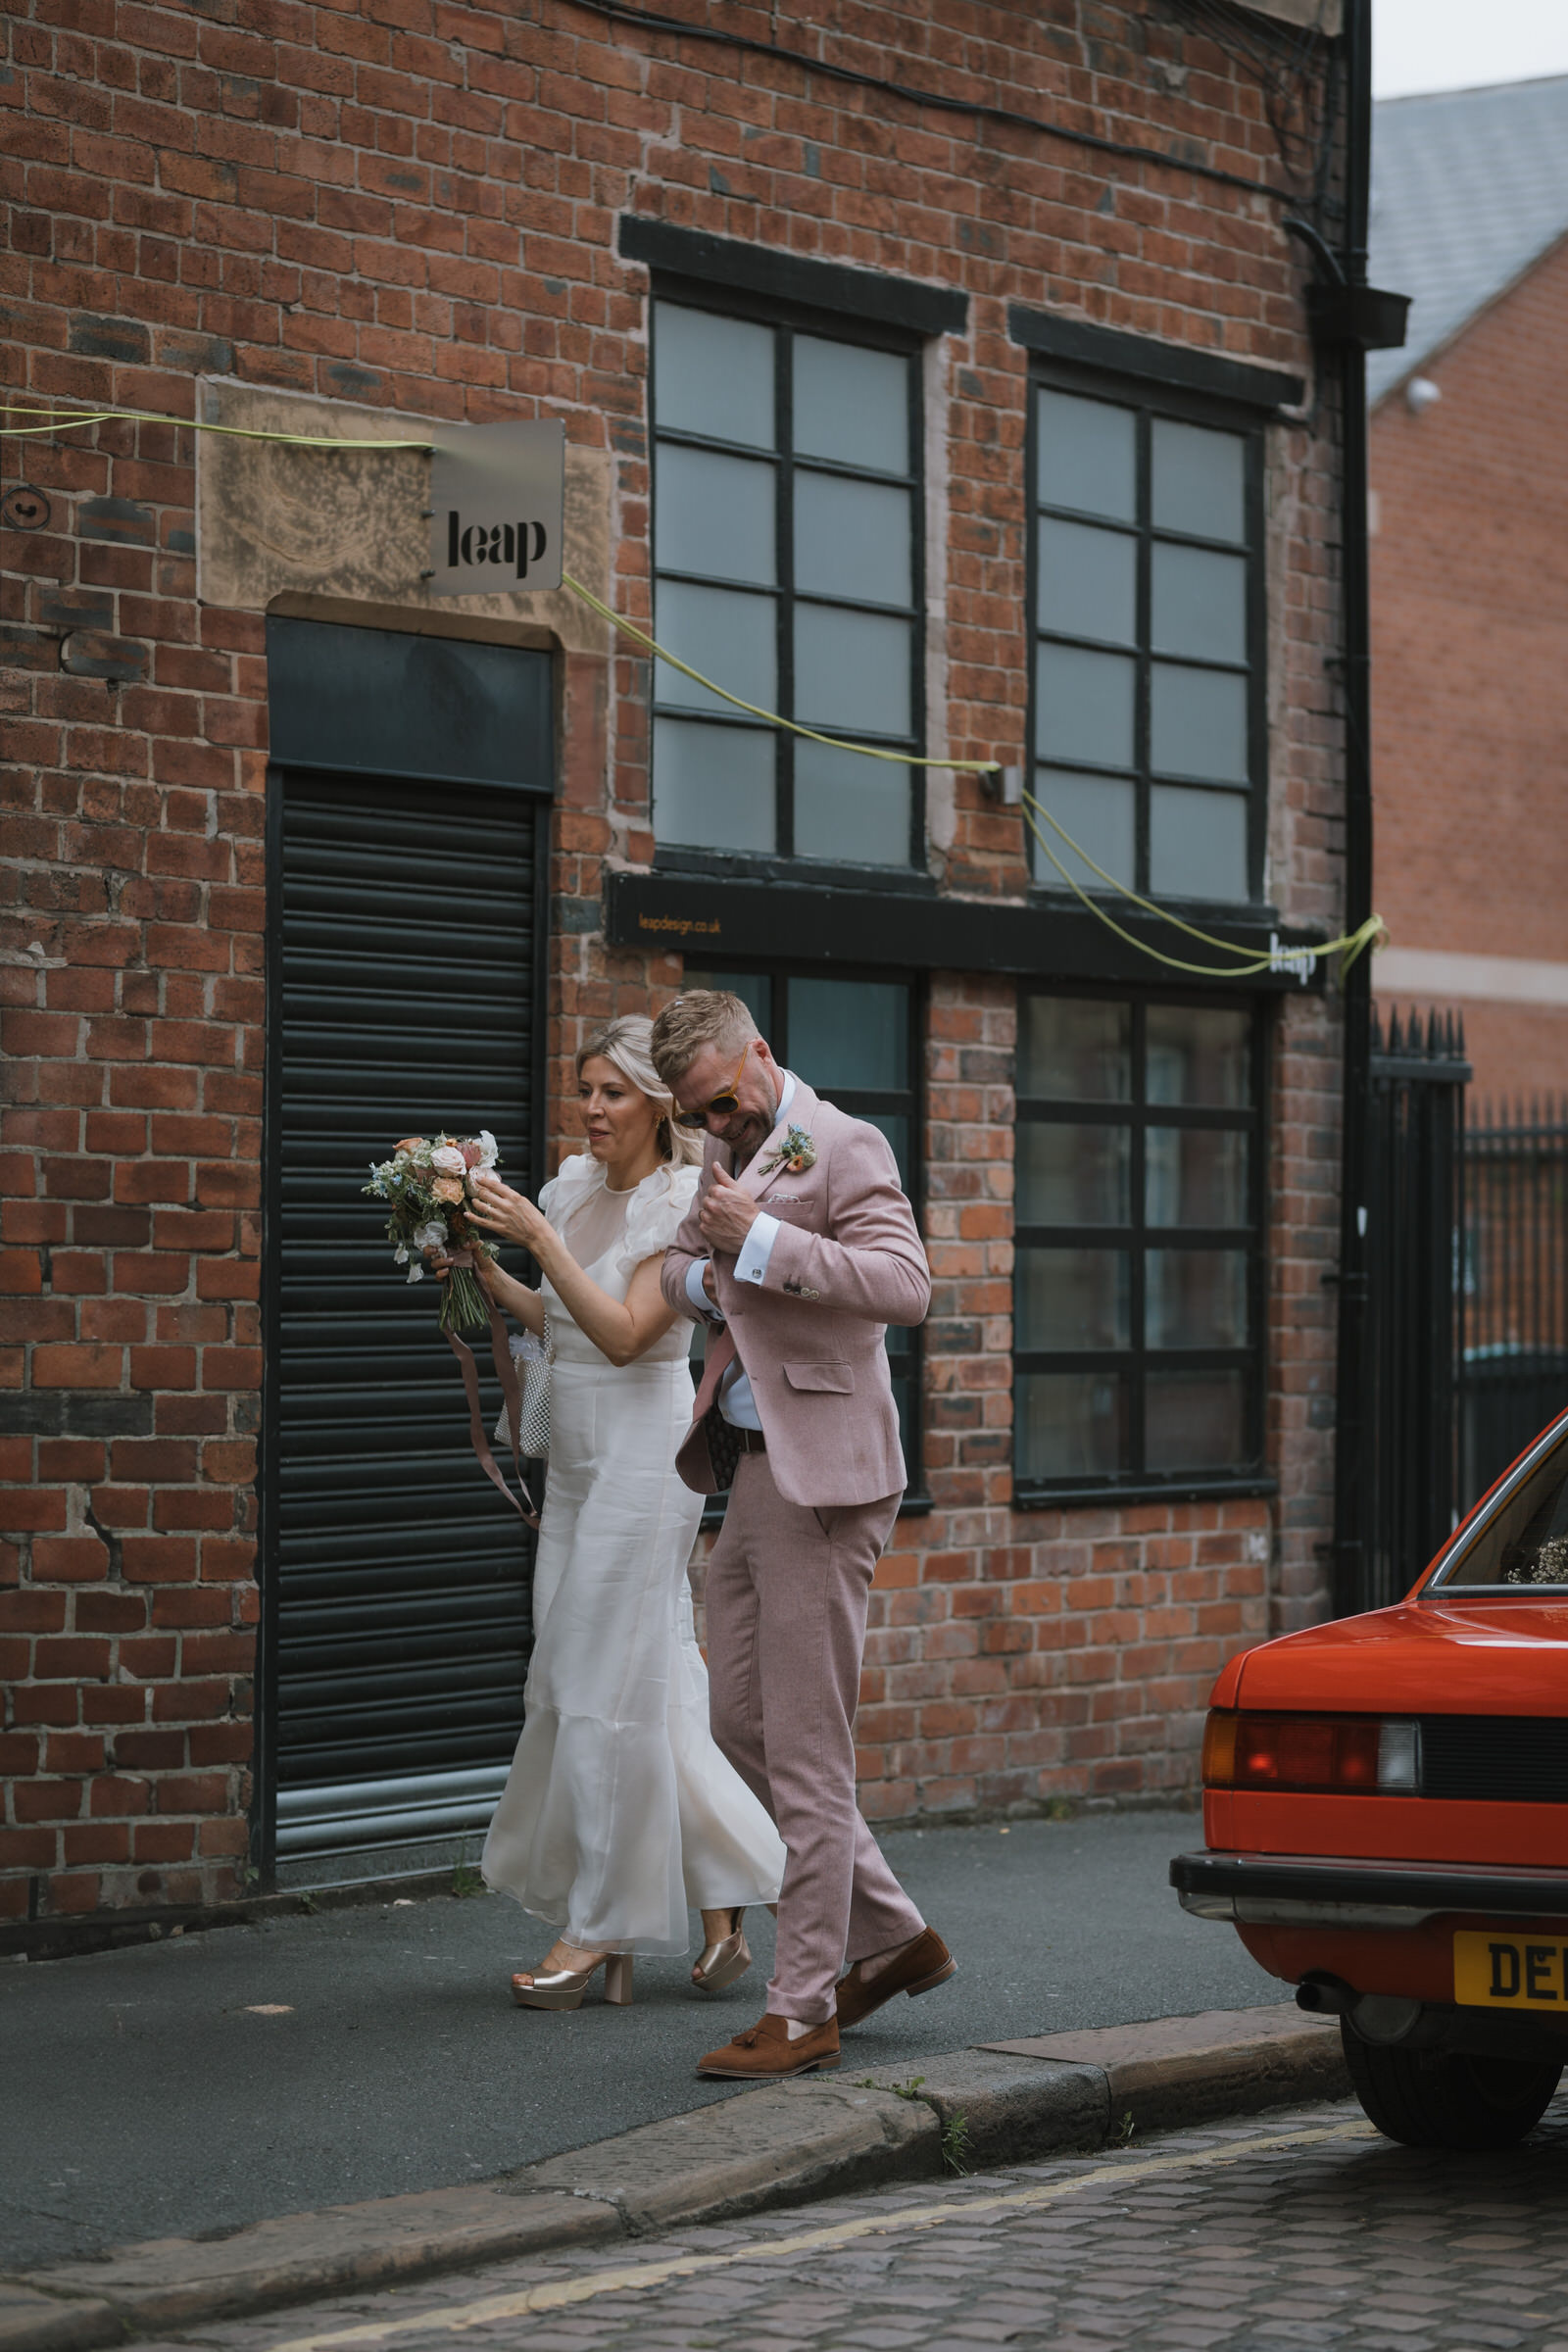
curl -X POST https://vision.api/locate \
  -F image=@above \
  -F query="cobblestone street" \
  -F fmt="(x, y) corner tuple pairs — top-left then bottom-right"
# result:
(181, 2090), (1568, 2352)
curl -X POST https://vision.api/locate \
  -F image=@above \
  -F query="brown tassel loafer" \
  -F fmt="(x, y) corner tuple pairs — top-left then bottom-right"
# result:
(696, 2011), (840, 2079)
(834, 1927), (956, 2030)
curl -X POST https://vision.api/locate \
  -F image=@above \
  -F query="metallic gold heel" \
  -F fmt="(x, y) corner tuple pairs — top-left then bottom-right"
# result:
(692, 1909), (752, 1993)
(511, 1951), (634, 2011)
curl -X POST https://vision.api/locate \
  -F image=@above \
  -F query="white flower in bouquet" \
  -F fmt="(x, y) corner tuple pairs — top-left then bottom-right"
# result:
(364, 1127), (503, 1335)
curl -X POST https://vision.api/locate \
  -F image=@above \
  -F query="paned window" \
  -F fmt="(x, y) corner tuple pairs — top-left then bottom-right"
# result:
(1013, 990), (1267, 1500)
(1028, 369), (1264, 906)
(651, 298), (923, 870)
(688, 962), (924, 1492)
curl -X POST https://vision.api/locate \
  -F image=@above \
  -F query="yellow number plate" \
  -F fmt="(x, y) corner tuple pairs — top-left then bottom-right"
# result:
(1453, 1930), (1568, 2012)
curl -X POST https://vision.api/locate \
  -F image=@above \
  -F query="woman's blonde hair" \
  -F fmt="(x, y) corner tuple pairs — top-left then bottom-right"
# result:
(576, 1015), (703, 1167)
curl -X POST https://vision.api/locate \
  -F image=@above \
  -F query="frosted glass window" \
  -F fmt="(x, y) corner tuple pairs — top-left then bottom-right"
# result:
(1146, 1371), (1245, 1472)
(1150, 785), (1249, 902)
(655, 445), (776, 586)
(653, 311), (920, 865)
(1018, 1248), (1131, 1351)
(1151, 543), (1246, 663)
(794, 474), (911, 608)
(1038, 389), (1136, 521)
(787, 977), (906, 1090)
(1015, 987), (1262, 1493)
(655, 581), (775, 717)
(1031, 769), (1136, 892)
(653, 718), (774, 852)
(1038, 517), (1137, 645)
(1147, 1249), (1248, 1348)
(655, 304), (775, 449)
(1147, 1006), (1251, 1106)
(1152, 418), (1246, 542)
(1146, 1128), (1249, 1227)
(1150, 662), (1249, 782)
(1018, 997), (1130, 1102)
(1017, 1123), (1130, 1227)
(794, 742), (909, 866)
(794, 337), (908, 472)
(1017, 1372), (1129, 1481)
(1036, 643), (1135, 770)
(795, 605), (909, 737)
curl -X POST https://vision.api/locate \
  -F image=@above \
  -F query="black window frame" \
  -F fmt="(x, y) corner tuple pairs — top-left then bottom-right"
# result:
(683, 954), (930, 1516)
(1011, 980), (1276, 1509)
(648, 278), (930, 888)
(1025, 356), (1270, 912)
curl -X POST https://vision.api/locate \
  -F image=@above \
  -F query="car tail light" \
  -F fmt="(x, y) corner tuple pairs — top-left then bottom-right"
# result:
(1202, 1711), (1421, 1794)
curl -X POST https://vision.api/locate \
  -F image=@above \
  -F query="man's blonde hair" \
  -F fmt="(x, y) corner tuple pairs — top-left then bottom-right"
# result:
(649, 990), (760, 1088)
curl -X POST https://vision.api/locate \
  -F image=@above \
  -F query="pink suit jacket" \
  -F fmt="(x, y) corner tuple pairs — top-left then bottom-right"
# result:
(661, 1076), (932, 1509)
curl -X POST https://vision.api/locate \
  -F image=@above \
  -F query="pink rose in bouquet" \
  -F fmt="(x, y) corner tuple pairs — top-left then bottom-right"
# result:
(364, 1128), (502, 1334)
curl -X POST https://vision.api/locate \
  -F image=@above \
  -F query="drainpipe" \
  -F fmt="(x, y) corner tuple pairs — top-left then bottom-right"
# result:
(1330, 0), (1376, 1623)
(1286, 0), (1408, 1619)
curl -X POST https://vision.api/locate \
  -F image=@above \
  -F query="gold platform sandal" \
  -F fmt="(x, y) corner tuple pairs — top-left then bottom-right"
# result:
(691, 1908), (752, 1994)
(511, 1950), (633, 2011)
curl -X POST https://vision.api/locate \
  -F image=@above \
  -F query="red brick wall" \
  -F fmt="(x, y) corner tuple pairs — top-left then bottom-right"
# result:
(3, 0), (1348, 1920)
(1369, 230), (1568, 1106)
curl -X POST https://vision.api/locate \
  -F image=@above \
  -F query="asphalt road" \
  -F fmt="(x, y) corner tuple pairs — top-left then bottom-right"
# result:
(182, 2090), (1568, 2352)
(2, 1809), (1276, 2271)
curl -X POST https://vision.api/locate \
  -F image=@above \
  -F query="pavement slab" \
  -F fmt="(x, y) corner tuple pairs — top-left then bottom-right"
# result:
(5, 2007), (1350, 2350)
(1, 1810), (1272, 2272)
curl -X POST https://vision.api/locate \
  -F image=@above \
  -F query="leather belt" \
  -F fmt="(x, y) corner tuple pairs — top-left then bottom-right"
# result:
(729, 1425), (767, 1454)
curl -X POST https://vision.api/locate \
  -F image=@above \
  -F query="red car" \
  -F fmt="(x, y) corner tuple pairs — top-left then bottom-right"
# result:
(1173, 1404), (1568, 2149)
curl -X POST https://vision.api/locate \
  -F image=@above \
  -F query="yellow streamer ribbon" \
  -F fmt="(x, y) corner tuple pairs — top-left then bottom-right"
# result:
(0, 402), (432, 451)
(1024, 788), (1386, 982)
(3, 397), (1387, 981)
(561, 569), (996, 774)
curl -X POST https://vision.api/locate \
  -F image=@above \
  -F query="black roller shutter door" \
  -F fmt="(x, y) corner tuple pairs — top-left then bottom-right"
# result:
(266, 770), (541, 1865)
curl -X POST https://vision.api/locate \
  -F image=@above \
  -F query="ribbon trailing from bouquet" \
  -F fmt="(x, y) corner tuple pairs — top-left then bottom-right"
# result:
(442, 1250), (541, 1531)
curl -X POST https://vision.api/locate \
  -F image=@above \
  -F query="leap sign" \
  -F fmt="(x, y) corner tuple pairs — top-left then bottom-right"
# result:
(428, 419), (564, 596)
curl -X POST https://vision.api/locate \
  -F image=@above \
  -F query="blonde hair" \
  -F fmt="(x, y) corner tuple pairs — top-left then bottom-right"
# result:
(649, 991), (759, 1090)
(576, 1015), (702, 1167)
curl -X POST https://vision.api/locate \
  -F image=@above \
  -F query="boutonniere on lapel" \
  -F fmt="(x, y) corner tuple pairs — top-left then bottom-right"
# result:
(759, 1124), (816, 1178)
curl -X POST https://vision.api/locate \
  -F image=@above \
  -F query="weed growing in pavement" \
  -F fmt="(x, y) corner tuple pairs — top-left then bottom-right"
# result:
(451, 1844), (485, 1898)
(297, 1891), (318, 1915)
(1114, 2110), (1137, 2144)
(942, 2113), (972, 2175)
(856, 2076), (927, 2099)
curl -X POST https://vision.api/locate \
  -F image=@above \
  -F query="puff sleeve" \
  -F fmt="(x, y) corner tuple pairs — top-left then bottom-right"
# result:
(614, 1164), (702, 1281)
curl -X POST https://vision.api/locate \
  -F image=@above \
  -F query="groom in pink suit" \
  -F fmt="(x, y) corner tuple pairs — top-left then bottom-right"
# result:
(652, 990), (955, 2079)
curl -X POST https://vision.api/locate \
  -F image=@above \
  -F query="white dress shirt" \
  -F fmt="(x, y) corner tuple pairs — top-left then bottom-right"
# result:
(683, 1070), (797, 1429)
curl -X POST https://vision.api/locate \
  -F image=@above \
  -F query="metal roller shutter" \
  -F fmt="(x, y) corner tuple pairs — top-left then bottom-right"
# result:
(266, 769), (541, 1866)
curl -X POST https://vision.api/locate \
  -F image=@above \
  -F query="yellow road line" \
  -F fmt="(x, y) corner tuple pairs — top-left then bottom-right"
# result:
(266, 2119), (1370, 2350)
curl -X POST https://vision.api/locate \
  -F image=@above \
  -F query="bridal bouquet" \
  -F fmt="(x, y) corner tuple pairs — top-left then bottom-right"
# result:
(364, 1130), (501, 1334)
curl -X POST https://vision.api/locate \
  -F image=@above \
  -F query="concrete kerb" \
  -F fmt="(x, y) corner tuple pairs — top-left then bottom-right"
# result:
(2, 2004), (1346, 2349)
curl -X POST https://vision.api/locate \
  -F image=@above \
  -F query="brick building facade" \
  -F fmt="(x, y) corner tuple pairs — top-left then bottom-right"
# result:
(3, 0), (1360, 1930)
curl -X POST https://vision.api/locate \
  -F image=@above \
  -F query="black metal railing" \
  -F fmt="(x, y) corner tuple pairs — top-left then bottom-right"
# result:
(1460, 1095), (1568, 1512)
(1345, 1006), (1470, 1614)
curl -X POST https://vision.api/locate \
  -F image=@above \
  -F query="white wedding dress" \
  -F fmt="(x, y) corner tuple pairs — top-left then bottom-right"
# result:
(482, 1153), (786, 1955)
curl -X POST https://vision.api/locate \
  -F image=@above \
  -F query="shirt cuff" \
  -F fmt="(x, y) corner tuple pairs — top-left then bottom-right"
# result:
(685, 1256), (723, 1320)
(735, 1211), (781, 1288)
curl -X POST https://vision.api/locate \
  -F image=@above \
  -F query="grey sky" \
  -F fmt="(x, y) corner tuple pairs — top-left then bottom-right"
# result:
(1374, 0), (1568, 100)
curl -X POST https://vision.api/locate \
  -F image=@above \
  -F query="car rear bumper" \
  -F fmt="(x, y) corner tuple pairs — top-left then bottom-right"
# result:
(1171, 1850), (1568, 1929)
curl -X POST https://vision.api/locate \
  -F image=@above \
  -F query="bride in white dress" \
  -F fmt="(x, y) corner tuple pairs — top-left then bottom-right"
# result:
(462, 1016), (785, 2011)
